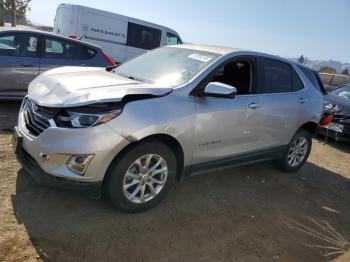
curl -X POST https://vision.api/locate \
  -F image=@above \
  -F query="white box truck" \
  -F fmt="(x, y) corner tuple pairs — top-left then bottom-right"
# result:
(53, 4), (183, 64)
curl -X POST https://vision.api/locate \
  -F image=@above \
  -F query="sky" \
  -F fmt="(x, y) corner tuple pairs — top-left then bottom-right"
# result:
(27, 0), (350, 63)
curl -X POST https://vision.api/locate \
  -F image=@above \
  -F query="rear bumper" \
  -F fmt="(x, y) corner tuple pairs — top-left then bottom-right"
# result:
(16, 144), (102, 195)
(318, 127), (350, 142)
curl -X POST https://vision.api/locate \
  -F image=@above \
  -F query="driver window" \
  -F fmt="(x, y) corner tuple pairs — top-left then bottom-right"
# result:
(211, 60), (253, 95)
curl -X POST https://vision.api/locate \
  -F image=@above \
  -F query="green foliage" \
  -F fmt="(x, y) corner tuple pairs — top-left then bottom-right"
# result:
(319, 66), (337, 74)
(3, 0), (31, 22)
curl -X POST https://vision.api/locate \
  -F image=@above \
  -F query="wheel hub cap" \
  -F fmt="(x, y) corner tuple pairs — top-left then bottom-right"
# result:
(287, 137), (308, 167)
(123, 154), (168, 204)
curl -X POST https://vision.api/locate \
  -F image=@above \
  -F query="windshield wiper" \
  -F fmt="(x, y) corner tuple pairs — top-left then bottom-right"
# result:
(105, 65), (119, 72)
(117, 73), (151, 83)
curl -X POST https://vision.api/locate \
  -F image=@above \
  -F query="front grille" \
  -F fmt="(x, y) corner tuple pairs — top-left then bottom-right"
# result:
(22, 99), (52, 136)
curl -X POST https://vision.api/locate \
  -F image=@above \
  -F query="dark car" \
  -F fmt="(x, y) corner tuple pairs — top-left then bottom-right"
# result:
(0, 27), (115, 100)
(319, 84), (350, 142)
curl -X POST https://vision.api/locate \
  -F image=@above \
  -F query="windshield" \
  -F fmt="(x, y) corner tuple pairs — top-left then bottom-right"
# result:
(114, 47), (220, 87)
(332, 84), (350, 100)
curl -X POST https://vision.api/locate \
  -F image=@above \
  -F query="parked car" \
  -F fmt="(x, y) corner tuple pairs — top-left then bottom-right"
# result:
(53, 4), (183, 64)
(319, 84), (350, 142)
(320, 73), (350, 91)
(13, 44), (325, 212)
(0, 28), (114, 100)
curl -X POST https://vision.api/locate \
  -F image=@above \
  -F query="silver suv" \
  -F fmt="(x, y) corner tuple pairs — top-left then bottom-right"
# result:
(13, 44), (325, 212)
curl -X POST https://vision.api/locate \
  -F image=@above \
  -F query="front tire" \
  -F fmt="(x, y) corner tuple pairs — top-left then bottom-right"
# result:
(105, 140), (176, 213)
(276, 128), (312, 173)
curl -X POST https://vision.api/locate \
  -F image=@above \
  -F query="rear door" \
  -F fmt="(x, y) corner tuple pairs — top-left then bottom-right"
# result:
(39, 35), (99, 73)
(0, 32), (40, 97)
(125, 22), (162, 61)
(255, 57), (305, 149)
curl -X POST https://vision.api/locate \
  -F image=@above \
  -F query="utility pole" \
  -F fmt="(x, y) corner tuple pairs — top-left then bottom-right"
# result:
(0, 0), (4, 27)
(11, 0), (16, 27)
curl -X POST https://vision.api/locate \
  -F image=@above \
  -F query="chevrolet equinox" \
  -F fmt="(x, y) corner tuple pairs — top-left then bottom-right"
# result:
(13, 44), (325, 212)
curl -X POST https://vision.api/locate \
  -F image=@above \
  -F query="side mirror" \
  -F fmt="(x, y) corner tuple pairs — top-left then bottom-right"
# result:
(204, 82), (237, 98)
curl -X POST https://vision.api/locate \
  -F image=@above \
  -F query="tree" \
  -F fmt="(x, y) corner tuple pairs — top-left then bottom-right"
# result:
(3, 0), (30, 24)
(0, 0), (4, 26)
(341, 68), (349, 76)
(298, 54), (305, 64)
(319, 66), (337, 74)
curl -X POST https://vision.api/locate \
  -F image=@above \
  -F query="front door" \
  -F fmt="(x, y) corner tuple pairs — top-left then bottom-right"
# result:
(192, 57), (261, 166)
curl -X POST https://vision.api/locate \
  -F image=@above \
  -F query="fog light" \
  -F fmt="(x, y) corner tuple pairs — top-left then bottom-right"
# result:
(67, 155), (94, 175)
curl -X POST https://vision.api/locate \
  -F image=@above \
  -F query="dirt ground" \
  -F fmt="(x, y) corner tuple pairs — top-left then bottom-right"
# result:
(0, 101), (350, 262)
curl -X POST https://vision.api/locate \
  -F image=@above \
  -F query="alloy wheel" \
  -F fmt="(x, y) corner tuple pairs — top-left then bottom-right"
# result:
(287, 137), (308, 167)
(123, 154), (168, 203)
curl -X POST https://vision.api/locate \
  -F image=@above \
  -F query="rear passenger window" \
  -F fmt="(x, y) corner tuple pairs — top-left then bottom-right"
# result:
(45, 37), (96, 60)
(127, 22), (161, 50)
(260, 58), (292, 93)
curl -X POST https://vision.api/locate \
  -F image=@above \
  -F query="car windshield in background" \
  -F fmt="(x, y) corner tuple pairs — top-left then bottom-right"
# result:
(114, 47), (220, 87)
(332, 85), (350, 100)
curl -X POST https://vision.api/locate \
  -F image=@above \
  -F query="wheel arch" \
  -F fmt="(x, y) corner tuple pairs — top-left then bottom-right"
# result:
(103, 133), (185, 190)
(299, 121), (319, 135)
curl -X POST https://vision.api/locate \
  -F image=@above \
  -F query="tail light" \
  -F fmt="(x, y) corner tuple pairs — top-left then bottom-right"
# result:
(103, 52), (116, 66)
(68, 35), (77, 39)
(319, 113), (334, 126)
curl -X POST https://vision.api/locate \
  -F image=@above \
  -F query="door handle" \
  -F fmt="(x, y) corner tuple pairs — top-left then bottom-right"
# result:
(298, 98), (309, 104)
(20, 64), (34, 67)
(248, 103), (261, 109)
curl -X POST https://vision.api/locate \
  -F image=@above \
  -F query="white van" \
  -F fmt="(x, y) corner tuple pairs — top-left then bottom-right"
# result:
(53, 4), (183, 64)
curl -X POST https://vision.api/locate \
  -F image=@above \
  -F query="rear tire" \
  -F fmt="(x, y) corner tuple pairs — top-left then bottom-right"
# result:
(105, 140), (176, 213)
(275, 128), (312, 173)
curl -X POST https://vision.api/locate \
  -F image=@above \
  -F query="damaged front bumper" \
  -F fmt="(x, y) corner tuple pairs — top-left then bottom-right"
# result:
(13, 101), (130, 191)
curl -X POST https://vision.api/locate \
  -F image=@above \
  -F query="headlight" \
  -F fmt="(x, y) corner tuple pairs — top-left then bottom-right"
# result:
(56, 109), (122, 128)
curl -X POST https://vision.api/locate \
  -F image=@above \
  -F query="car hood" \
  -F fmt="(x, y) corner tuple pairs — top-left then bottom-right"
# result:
(325, 93), (350, 116)
(28, 66), (173, 108)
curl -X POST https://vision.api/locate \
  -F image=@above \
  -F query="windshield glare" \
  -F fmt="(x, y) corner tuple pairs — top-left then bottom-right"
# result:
(114, 47), (220, 87)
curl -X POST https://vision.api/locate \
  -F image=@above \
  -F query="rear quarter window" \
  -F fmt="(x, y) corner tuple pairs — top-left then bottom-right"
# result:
(166, 32), (181, 45)
(298, 66), (325, 93)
